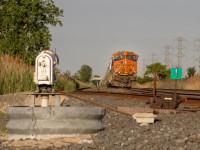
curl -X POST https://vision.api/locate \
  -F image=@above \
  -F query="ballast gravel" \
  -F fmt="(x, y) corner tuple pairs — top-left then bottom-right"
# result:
(0, 92), (200, 150)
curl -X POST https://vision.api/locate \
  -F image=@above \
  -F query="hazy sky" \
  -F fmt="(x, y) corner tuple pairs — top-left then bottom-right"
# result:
(50, 0), (200, 77)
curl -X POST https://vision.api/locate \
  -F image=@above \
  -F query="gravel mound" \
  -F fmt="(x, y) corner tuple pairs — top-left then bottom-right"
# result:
(0, 92), (28, 112)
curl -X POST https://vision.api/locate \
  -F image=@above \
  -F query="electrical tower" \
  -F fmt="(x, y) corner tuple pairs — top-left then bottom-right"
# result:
(142, 58), (146, 77)
(175, 36), (186, 68)
(164, 45), (171, 68)
(194, 39), (200, 73)
(152, 53), (156, 64)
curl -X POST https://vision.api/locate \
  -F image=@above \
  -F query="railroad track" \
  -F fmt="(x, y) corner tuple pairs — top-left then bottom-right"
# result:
(74, 87), (200, 100)
(60, 88), (200, 115)
(63, 92), (132, 116)
(71, 88), (200, 107)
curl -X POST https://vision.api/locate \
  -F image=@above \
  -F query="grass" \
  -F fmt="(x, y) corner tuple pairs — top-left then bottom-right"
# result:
(55, 75), (78, 91)
(136, 75), (200, 90)
(184, 74), (200, 90)
(0, 54), (35, 94)
(0, 54), (78, 94)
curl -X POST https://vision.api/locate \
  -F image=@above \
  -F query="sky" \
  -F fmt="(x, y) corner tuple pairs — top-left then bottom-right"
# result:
(50, 0), (200, 77)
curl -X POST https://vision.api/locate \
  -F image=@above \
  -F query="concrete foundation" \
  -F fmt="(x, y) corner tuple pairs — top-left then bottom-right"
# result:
(6, 106), (106, 140)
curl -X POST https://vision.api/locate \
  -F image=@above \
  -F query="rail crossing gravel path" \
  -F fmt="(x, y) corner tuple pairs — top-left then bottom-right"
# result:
(0, 92), (200, 150)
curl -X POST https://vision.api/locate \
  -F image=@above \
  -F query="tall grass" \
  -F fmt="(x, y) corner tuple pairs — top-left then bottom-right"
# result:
(136, 75), (200, 90)
(54, 75), (78, 91)
(0, 54), (34, 94)
(185, 75), (200, 90)
(0, 54), (78, 95)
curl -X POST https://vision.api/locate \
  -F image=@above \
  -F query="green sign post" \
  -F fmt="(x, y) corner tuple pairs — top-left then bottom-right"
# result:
(170, 67), (182, 101)
(170, 68), (182, 79)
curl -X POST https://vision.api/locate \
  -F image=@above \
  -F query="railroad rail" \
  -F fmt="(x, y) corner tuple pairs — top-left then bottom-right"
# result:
(75, 88), (200, 108)
(60, 88), (200, 116)
(74, 88), (200, 100)
(76, 88), (200, 108)
(62, 92), (132, 116)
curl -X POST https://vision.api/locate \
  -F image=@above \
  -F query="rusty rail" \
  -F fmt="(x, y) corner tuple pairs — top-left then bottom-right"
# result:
(61, 92), (132, 116)
(61, 91), (200, 114)
(75, 88), (200, 100)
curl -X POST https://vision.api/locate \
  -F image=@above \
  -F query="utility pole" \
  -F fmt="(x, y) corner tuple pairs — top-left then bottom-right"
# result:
(164, 45), (171, 68)
(175, 36), (186, 68)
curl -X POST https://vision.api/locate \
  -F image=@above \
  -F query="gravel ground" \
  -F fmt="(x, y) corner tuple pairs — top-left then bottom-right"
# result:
(0, 92), (200, 150)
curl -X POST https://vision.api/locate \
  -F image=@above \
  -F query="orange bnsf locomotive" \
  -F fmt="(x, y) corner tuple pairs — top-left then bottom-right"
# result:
(105, 51), (139, 88)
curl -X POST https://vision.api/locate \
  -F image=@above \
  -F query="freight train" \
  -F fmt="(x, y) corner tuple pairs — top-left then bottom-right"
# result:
(104, 50), (138, 88)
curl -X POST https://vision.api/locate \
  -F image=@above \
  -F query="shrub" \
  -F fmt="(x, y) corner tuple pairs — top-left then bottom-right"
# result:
(136, 76), (153, 84)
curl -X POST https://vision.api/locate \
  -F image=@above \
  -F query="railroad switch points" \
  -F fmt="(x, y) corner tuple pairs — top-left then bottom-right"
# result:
(150, 94), (181, 109)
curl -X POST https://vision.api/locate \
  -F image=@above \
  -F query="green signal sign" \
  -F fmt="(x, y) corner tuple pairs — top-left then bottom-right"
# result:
(170, 68), (182, 79)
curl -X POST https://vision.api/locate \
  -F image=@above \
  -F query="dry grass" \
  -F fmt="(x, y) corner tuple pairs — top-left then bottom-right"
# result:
(136, 75), (200, 90)
(184, 74), (200, 90)
(0, 54), (34, 94)
(0, 54), (78, 94)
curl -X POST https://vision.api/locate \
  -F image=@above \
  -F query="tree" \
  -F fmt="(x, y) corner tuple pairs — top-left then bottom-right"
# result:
(77, 65), (92, 82)
(63, 70), (71, 77)
(145, 62), (170, 79)
(187, 67), (196, 78)
(0, 0), (63, 65)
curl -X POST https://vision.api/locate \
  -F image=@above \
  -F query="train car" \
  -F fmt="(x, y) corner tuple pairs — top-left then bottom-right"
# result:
(104, 50), (139, 88)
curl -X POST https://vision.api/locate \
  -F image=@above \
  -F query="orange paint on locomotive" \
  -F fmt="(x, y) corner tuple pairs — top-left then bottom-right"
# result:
(112, 51), (138, 76)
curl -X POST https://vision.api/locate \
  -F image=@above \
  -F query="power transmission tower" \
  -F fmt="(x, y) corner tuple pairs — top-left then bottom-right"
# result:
(142, 58), (146, 77)
(152, 53), (156, 64)
(164, 45), (171, 68)
(175, 36), (186, 68)
(194, 39), (200, 73)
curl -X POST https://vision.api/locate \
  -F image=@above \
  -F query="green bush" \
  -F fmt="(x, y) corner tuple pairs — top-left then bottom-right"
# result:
(55, 75), (77, 91)
(136, 76), (153, 84)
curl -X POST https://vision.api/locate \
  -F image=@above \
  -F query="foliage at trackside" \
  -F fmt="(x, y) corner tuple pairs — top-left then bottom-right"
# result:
(0, 55), (77, 95)
(0, 0), (63, 65)
(136, 76), (153, 84)
(75, 65), (92, 83)
(54, 74), (79, 91)
(0, 55), (35, 95)
(145, 62), (170, 79)
(187, 67), (196, 78)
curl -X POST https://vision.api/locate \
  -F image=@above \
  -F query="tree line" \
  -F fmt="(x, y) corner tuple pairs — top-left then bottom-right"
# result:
(137, 62), (196, 84)
(0, 0), (196, 85)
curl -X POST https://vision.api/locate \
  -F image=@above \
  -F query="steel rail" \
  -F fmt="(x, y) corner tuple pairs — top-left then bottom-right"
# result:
(75, 88), (200, 100)
(61, 91), (200, 114)
(61, 92), (132, 116)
